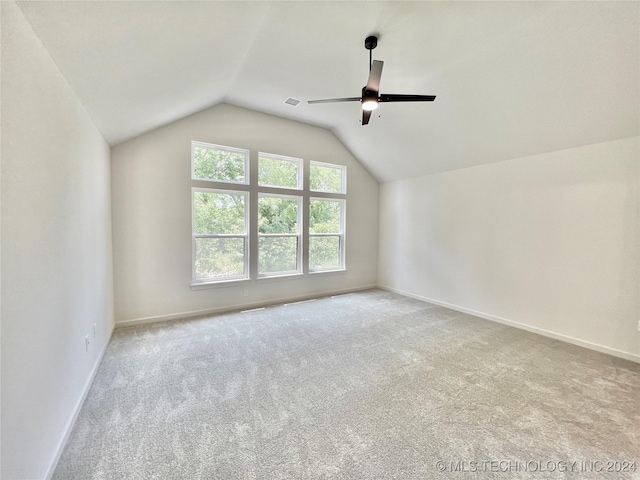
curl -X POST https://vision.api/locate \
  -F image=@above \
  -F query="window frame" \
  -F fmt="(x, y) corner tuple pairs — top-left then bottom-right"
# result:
(191, 187), (250, 284)
(309, 160), (347, 194)
(258, 152), (304, 191)
(308, 197), (346, 273)
(191, 141), (250, 185)
(190, 141), (348, 287)
(257, 192), (303, 278)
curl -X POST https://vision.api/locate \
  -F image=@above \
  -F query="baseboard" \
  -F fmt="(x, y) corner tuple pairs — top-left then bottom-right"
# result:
(378, 285), (640, 365)
(115, 284), (378, 328)
(44, 321), (116, 480)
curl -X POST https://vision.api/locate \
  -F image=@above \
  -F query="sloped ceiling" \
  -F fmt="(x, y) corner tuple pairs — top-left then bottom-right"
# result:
(15, 1), (639, 182)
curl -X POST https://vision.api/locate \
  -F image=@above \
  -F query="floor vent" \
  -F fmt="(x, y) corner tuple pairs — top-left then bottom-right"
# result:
(284, 97), (301, 106)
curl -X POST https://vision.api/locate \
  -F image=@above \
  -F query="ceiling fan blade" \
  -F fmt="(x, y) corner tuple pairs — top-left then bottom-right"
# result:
(366, 60), (384, 92)
(379, 94), (436, 102)
(362, 110), (372, 126)
(308, 97), (361, 104)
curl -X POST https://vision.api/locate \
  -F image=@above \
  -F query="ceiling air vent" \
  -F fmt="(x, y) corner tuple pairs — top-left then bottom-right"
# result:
(284, 97), (301, 106)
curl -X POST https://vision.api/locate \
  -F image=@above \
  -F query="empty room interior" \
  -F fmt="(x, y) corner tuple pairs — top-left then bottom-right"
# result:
(1, 1), (639, 479)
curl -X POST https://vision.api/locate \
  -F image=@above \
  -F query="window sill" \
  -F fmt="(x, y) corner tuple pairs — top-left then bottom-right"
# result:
(191, 278), (251, 290)
(309, 268), (347, 276)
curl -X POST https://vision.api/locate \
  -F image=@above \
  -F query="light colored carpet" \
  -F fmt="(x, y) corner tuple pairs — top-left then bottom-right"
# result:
(53, 289), (640, 479)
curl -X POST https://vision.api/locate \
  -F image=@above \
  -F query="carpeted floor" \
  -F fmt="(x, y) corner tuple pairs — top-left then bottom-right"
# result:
(53, 289), (640, 479)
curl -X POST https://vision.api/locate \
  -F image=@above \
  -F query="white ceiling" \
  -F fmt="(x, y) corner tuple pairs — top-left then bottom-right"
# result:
(16, 1), (639, 182)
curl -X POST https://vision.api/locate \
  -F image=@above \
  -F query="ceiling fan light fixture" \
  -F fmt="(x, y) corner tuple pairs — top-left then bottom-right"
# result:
(361, 88), (379, 111)
(362, 99), (379, 111)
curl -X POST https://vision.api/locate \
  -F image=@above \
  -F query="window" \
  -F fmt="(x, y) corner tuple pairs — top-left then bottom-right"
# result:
(258, 194), (302, 276)
(258, 153), (302, 189)
(192, 142), (249, 184)
(310, 161), (346, 194)
(192, 189), (248, 282)
(191, 141), (346, 285)
(309, 198), (345, 271)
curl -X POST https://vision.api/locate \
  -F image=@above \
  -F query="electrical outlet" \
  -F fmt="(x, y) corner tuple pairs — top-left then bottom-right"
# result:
(85, 335), (90, 352)
(244, 289), (249, 297)
(93, 323), (97, 338)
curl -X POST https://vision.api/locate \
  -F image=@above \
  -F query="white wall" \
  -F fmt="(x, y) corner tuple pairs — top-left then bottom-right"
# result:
(111, 103), (378, 324)
(379, 136), (640, 362)
(1, 3), (115, 478)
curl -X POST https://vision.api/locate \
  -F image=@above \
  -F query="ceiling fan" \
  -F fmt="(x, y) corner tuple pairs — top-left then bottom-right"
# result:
(308, 35), (436, 125)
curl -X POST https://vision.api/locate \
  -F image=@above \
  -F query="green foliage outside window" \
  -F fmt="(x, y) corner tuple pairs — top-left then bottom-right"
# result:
(258, 196), (299, 274)
(194, 192), (245, 234)
(195, 237), (245, 279)
(309, 199), (343, 269)
(194, 191), (246, 280)
(193, 146), (246, 183)
(259, 237), (298, 273)
(259, 156), (300, 189)
(258, 196), (298, 234)
(309, 236), (341, 269)
(309, 200), (341, 233)
(310, 164), (343, 193)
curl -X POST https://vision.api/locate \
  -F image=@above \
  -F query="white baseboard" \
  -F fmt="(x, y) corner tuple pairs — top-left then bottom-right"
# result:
(115, 284), (378, 328)
(378, 285), (640, 365)
(44, 322), (116, 480)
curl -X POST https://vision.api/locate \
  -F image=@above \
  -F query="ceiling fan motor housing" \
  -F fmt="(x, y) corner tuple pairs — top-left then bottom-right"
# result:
(362, 86), (378, 102)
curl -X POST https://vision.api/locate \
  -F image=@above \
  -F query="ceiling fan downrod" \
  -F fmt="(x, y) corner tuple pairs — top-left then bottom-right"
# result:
(365, 35), (377, 71)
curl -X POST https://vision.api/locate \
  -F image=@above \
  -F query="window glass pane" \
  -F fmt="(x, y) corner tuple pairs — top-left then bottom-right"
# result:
(259, 237), (298, 274)
(258, 155), (301, 189)
(258, 196), (299, 234)
(193, 144), (247, 183)
(194, 192), (246, 235)
(310, 163), (344, 193)
(195, 237), (245, 279)
(309, 199), (341, 234)
(309, 236), (340, 270)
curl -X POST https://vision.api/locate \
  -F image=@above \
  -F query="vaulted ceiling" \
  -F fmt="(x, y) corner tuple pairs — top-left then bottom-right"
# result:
(15, 1), (639, 182)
